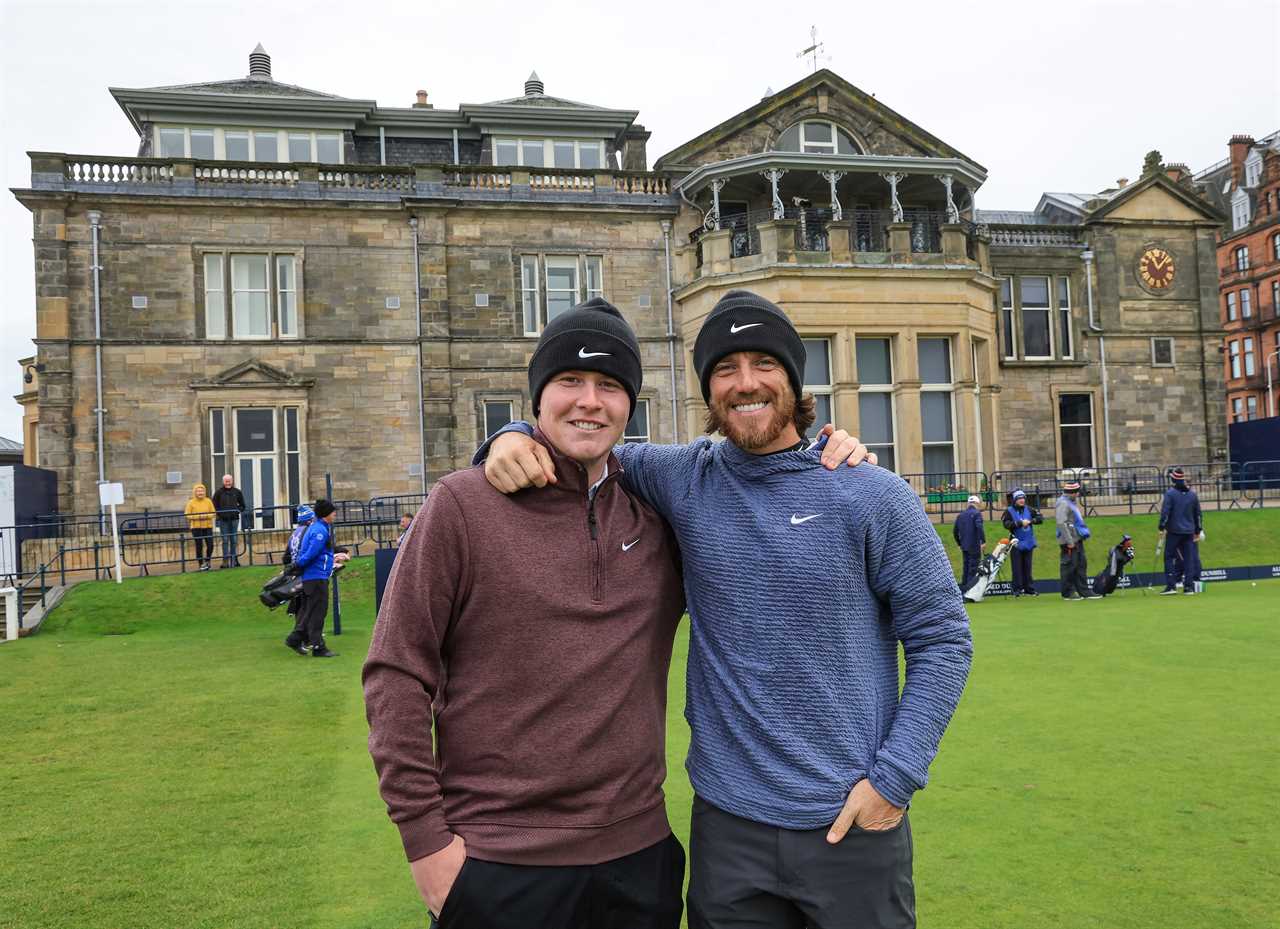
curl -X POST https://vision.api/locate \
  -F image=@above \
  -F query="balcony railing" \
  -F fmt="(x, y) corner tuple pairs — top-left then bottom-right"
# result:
(987, 225), (1085, 248)
(34, 153), (673, 203)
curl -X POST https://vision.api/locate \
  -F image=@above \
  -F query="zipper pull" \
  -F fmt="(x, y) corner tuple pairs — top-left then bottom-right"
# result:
(588, 508), (598, 540)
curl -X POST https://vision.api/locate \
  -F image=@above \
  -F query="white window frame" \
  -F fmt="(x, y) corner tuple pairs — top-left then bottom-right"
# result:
(1246, 395), (1258, 420)
(520, 254), (605, 335)
(1234, 246), (1249, 271)
(1272, 280), (1279, 313)
(999, 278), (1017, 360)
(1227, 292), (1237, 321)
(276, 255), (297, 337)
(624, 399), (651, 444)
(482, 399), (515, 440)
(210, 408), (227, 485)
(1241, 288), (1252, 319)
(1232, 189), (1251, 230)
(777, 120), (860, 155)
(1057, 276), (1073, 360)
(1273, 232), (1280, 261)
(520, 256), (540, 336)
(855, 336), (898, 471)
(283, 406), (303, 508)
(152, 125), (345, 164)
(919, 337), (957, 477)
(203, 249), (302, 341)
(1057, 392), (1095, 469)
(1229, 340), (1241, 379)
(1244, 337), (1256, 376)
(203, 254), (226, 340)
(545, 256), (581, 324)
(1019, 276), (1054, 361)
(1232, 397), (1244, 422)
(1151, 337), (1175, 367)
(1244, 151), (1263, 187)
(492, 137), (605, 169)
(801, 337), (834, 441)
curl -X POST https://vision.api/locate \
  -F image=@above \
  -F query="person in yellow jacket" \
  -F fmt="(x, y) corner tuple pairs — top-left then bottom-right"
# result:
(184, 483), (217, 571)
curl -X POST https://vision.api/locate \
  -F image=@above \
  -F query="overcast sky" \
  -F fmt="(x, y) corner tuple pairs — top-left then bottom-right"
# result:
(2, 0), (1276, 445)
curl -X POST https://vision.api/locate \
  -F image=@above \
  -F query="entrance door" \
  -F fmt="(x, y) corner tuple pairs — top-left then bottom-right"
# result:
(235, 408), (280, 530)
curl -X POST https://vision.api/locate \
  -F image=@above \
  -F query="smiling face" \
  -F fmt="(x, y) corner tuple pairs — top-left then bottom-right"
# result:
(706, 351), (802, 453)
(222, 475), (233, 489)
(536, 369), (631, 482)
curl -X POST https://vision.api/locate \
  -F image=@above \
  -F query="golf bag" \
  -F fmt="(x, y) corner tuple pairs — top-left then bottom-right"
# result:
(1091, 534), (1136, 597)
(964, 538), (1013, 603)
(259, 566), (304, 610)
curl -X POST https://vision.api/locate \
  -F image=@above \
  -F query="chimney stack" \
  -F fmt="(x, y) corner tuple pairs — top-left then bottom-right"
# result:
(1115, 178), (1129, 189)
(1229, 134), (1255, 186)
(621, 124), (651, 172)
(1165, 163), (1189, 183)
(249, 43), (272, 80)
(413, 90), (432, 109)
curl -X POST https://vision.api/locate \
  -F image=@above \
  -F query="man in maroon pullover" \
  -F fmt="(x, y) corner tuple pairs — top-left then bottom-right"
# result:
(364, 299), (687, 928)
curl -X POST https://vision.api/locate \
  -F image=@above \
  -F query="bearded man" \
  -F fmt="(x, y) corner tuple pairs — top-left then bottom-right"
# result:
(479, 289), (972, 929)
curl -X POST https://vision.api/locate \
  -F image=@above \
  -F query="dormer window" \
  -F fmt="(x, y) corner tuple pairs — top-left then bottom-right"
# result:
(1231, 188), (1251, 231)
(152, 126), (343, 163)
(774, 120), (861, 155)
(493, 137), (604, 169)
(1244, 151), (1263, 187)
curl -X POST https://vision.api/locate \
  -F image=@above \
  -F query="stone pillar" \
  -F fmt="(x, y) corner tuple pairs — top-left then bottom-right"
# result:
(700, 229), (733, 275)
(887, 222), (912, 259)
(757, 219), (798, 264)
(975, 231), (992, 273)
(941, 223), (969, 262)
(895, 382), (923, 475)
(826, 220), (854, 262)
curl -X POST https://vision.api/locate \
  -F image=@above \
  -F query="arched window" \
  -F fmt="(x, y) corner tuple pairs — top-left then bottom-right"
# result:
(774, 120), (861, 155)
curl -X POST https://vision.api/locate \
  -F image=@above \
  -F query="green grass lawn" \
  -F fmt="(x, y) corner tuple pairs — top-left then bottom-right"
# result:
(934, 506), (1280, 581)
(2, 559), (1277, 928)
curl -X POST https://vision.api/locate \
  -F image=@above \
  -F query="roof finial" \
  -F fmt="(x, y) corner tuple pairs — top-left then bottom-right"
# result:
(249, 43), (272, 80)
(524, 71), (544, 96)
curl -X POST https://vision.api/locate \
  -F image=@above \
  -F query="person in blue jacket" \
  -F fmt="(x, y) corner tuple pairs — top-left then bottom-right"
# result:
(292, 498), (341, 657)
(1158, 468), (1204, 595)
(1001, 489), (1043, 597)
(282, 504), (315, 654)
(952, 495), (986, 594)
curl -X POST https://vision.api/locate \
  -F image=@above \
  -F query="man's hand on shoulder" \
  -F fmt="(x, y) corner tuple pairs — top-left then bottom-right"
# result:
(485, 432), (557, 493)
(826, 778), (904, 844)
(816, 424), (878, 471)
(410, 834), (467, 917)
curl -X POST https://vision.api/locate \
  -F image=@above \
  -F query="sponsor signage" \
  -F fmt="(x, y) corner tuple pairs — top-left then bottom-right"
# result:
(976, 565), (1280, 596)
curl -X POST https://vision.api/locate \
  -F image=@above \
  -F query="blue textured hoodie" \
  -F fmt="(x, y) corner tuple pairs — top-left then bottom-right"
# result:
(478, 427), (972, 826)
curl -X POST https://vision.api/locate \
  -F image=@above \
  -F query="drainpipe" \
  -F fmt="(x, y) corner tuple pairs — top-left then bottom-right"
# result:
(88, 210), (107, 502)
(661, 220), (680, 443)
(379, 126), (386, 166)
(452, 129), (460, 165)
(409, 216), (427, 494)
(1082, 248), (1112, 469)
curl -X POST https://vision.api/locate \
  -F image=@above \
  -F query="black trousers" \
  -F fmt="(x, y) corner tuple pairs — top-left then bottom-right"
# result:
(1164, 533), (1199, 588)
(293, 579), (328, 648)
(191, 528), (213, 565)
(1010, 547), (1035, 594)
(1059, 543), (1089, 598)
(688, 795), (914, 929)
(959, 550), (981, 593)
(431, 834), (684, 929)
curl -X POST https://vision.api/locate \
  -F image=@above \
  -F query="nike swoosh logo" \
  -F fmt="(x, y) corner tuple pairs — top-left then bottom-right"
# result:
(730, 322), (763, 334)
(622, 538), (640, 551)
(790, 514), (820, 525)
(579, 347), (611, 358)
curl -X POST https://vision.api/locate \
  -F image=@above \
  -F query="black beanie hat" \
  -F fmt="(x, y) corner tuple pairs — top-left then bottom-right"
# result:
(528, 297), (643, 417)
(313, 498), (336, 519)
(693, 290), (806, 403)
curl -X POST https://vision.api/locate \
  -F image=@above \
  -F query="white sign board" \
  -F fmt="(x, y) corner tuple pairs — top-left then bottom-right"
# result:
(99, 482), (125, 507)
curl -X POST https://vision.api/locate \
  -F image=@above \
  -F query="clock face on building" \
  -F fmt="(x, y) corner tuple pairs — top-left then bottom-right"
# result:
(1138, 247), (1175, 290)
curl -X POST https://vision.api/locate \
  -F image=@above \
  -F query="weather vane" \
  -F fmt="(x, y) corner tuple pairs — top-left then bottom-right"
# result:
(796, 25), (829, 73)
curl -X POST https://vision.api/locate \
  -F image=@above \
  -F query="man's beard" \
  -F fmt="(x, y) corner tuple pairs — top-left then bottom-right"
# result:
(705, 388), (796, 450)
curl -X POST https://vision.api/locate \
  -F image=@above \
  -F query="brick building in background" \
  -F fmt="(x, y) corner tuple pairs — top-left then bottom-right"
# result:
(12, 47), (1229, 515)
(1195, 132), (1280, 421)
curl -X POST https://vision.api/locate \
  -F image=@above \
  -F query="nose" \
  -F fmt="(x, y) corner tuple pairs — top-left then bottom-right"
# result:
(733, 360), (760, 393)
(576, 381), (605, 409)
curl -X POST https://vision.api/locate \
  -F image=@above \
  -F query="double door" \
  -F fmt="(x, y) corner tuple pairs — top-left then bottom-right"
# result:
(235, 408), (280, 530)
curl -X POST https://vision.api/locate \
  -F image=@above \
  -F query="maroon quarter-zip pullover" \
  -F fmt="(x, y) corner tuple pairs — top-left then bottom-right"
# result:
(363, 433), (685, 866)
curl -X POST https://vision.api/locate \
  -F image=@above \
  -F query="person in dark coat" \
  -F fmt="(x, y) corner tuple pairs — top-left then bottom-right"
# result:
(1001, 489), (1043, 596)
(1158, 468), (1204, 595)
(211, 474), (246, 568)
(952, 495), (986, 594)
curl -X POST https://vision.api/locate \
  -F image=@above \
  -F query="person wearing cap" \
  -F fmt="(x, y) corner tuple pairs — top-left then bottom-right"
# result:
(1054, 481), (1098, 600)
(477, 289), (971, 929)
(1158, 468), (1203, 595)
(282, 504), (316, 654)
(952, 495), (986, 594)
(364, 298), (689, 928)
(1001, 489), (1043, 597)
(291, 498), (343, 657)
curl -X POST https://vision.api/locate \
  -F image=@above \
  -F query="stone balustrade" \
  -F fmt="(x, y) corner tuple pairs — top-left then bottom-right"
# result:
(987, 226), (1085, 248)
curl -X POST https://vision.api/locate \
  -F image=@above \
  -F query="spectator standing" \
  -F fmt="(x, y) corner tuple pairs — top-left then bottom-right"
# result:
(1055, 481), (1099, 601)
(1158, 468), (1204, 595)
(396, 513), (413, 546)
(211, 474), (246, 568)
(184, 483), (216, 572)
(1001, 489), (1043, 597)
(952, 495), (986, 594)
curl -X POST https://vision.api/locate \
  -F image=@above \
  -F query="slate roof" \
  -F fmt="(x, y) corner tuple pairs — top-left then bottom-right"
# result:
(0, 436), (23, 454)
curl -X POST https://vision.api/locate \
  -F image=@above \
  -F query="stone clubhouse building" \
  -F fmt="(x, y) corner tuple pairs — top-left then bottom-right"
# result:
(13, 46), (1228, 518)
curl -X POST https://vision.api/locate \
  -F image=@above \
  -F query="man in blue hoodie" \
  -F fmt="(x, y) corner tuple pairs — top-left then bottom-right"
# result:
(480, 290), (972, 929)
(1158, 468), (1204, 595)
(292, 498), (341, 658)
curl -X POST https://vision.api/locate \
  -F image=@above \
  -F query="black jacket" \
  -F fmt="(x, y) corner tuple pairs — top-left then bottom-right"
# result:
(212, 486), (246, 521)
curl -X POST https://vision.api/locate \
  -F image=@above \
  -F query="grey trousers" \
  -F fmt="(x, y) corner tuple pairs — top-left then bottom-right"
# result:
(687, 795), (915, 929)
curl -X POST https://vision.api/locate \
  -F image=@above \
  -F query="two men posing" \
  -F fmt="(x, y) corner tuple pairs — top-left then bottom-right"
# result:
(364, 292), (973, 929)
